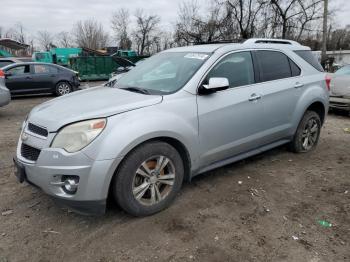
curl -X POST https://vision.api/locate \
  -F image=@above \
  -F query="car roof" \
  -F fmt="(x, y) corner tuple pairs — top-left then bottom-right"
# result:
(1, 62), (67, 70)
(164, 38), (310, 54)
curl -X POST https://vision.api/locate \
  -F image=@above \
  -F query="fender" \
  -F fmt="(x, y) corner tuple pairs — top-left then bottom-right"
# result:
(290, 81), (329, 137)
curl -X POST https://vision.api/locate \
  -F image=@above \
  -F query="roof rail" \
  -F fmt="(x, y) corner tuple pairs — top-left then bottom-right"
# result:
(244, 38), (301, 46)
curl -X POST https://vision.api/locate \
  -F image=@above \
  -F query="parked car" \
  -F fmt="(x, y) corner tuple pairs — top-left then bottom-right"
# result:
(1, 62), (80, 96)
(14, 38), (329, 216)
(0, 71), (11, 107)
(329, 65), (350, 112)
(0, 57), (24, 68)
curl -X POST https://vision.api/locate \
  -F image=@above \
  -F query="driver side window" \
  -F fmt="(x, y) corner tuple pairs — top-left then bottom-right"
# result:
(207, 51), (255, 88)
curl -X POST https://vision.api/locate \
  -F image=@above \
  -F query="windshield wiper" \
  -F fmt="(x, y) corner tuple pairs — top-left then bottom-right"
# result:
(120, 86), (150, 95)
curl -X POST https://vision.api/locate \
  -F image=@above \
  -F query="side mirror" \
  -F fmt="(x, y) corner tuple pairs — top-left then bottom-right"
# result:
(199, 77), (230, 95)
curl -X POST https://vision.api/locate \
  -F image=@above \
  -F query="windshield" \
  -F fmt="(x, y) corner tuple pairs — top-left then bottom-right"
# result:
(335, 65), (350, 76)
(116, 52), (210, 94)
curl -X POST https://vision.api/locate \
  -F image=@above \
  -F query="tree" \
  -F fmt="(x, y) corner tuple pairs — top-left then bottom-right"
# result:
(133, 9), (160, 55)
(72, 19), (109, 50)
(111, 8), (132, 49)
(37, 30), (54, 51)
(56, 31), (73, 48)
(175, 0), (229, 45)
(225, 0), (267, 39)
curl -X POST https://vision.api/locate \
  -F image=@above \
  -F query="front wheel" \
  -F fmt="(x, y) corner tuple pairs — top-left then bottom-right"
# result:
(55, 82), (72, 96)
(289, 111), (321, 153)
(113, 141), (184, 216)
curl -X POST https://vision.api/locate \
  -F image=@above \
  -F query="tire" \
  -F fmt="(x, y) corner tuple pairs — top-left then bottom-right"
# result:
(113, 141), (184, 216)
(55, 81), (72, 96)
(289, 110), (321, 153)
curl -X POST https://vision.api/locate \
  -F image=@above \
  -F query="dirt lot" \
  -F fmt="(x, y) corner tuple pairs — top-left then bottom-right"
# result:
(0, 95), (349, 262)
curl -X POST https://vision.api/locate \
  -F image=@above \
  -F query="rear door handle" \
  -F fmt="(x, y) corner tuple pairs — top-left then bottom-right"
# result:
(248, 93), (262, 101)
(294, 82), (304, 88)
(25, 76), (32, 80)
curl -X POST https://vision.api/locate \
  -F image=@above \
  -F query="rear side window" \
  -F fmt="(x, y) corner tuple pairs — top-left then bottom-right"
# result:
(34, 64), (51, 74)
(255, 50), (292, 82)
(294, 50), (324, 72)
(334, 65), (350, 76)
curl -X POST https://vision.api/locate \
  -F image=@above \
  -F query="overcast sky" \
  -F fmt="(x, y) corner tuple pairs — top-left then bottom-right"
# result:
(1, 0), (350, 37)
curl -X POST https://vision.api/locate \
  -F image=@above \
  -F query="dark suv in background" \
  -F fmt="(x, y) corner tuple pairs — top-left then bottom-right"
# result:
(0, 62), (80, 96)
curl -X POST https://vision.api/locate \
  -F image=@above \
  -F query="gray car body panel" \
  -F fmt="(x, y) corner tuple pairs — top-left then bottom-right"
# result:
(0, 78), (11, 107)
(15, 41), (329, 214)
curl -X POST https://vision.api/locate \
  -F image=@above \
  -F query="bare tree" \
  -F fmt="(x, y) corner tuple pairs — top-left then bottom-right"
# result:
(269, 0), (323, 39)
(225, 0), (267, 39)
(37, 30), (54, 51)
(111, 8), (132, 49)
(175, 0), (229, 45)
(73, 19), (109, 50)
(56, 31), (73, 48)
(133, 9), (160, 55)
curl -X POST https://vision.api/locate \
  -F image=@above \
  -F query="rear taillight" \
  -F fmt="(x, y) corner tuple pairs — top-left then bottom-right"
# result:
(325, 75), (331, 91)
(0, 70), (4, 78)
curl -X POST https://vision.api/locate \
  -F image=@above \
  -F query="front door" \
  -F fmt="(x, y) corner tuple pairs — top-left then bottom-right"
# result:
(197, 51), (265, 166)
(5, 65), (33, 94)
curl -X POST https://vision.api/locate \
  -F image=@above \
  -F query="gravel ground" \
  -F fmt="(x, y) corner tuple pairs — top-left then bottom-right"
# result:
(0, 94), (349, 262)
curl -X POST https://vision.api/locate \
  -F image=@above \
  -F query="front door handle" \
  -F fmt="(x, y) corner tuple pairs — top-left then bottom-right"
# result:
(248, 93), (262, 101)
(294, 82), (304, 88)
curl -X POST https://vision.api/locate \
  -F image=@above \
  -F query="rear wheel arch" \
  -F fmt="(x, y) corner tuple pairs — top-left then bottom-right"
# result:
(306, 101), (326, 125)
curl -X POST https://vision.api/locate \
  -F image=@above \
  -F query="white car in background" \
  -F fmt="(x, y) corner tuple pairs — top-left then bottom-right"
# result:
(329, 65), (350, 113)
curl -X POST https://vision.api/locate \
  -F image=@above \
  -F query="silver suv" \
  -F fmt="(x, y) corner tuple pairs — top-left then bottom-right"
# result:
(14, 39), (329, 216)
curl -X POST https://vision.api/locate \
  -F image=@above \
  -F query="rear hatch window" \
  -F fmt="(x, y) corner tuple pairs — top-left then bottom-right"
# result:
(294, 50), (324, 72)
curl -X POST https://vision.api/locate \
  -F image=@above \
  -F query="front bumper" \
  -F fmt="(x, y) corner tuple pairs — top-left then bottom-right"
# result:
(329, 96), (350, 111)
(15, 129), (122, 215)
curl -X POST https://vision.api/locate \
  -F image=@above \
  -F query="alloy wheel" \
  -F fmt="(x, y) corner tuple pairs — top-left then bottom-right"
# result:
(57, 83), (71, 95)
(301, 117), (319, 151)
(132, 155), (175, 206)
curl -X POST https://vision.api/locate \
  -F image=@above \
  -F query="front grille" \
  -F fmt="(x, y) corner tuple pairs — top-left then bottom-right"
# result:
(21, 144), (41, 161)
(27, 123), (48, 137)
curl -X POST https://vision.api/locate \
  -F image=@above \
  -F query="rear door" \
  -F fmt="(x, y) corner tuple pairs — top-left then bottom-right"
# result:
(32, 64), (54, 92)
(252, 50), (302, 143)
(5, 65), (33, 94)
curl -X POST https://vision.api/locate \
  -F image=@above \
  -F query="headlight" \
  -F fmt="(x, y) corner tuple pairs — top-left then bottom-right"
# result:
(51, 119), (106, 153)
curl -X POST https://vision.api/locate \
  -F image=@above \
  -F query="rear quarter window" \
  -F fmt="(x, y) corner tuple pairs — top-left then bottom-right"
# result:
(294, 50), (324, 72)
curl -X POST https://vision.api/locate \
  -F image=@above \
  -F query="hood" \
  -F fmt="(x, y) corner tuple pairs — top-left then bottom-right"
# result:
(28, 86), (162, 132)
(330, 74), (350, 97)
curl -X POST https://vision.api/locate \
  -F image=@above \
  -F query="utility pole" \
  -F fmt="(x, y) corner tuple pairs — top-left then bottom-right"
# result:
(321, 0), (328, 68)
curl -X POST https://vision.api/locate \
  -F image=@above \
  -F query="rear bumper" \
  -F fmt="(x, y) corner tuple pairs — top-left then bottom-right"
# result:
(329, 96), (350, 111)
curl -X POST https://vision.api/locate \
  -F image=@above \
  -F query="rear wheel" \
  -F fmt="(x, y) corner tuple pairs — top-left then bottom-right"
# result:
(55, 82), (72, 96)
(113, 141), (184, 216)
(289, 111), (321, 153)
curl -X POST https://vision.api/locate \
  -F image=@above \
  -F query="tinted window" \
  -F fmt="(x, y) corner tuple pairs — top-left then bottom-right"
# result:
(294, 50), (324, 72)
(7, 65), (30, 75)
(0, 61), (14, 68)
(255, 51), (291, 82)
(207, 51), (255, 88)
(34, 64), (51, 74)
(289, 59), (301, 77)
(48, 66), (59, 73)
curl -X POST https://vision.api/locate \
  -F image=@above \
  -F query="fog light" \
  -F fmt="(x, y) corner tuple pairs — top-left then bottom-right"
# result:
(62, 176), (79, 194)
